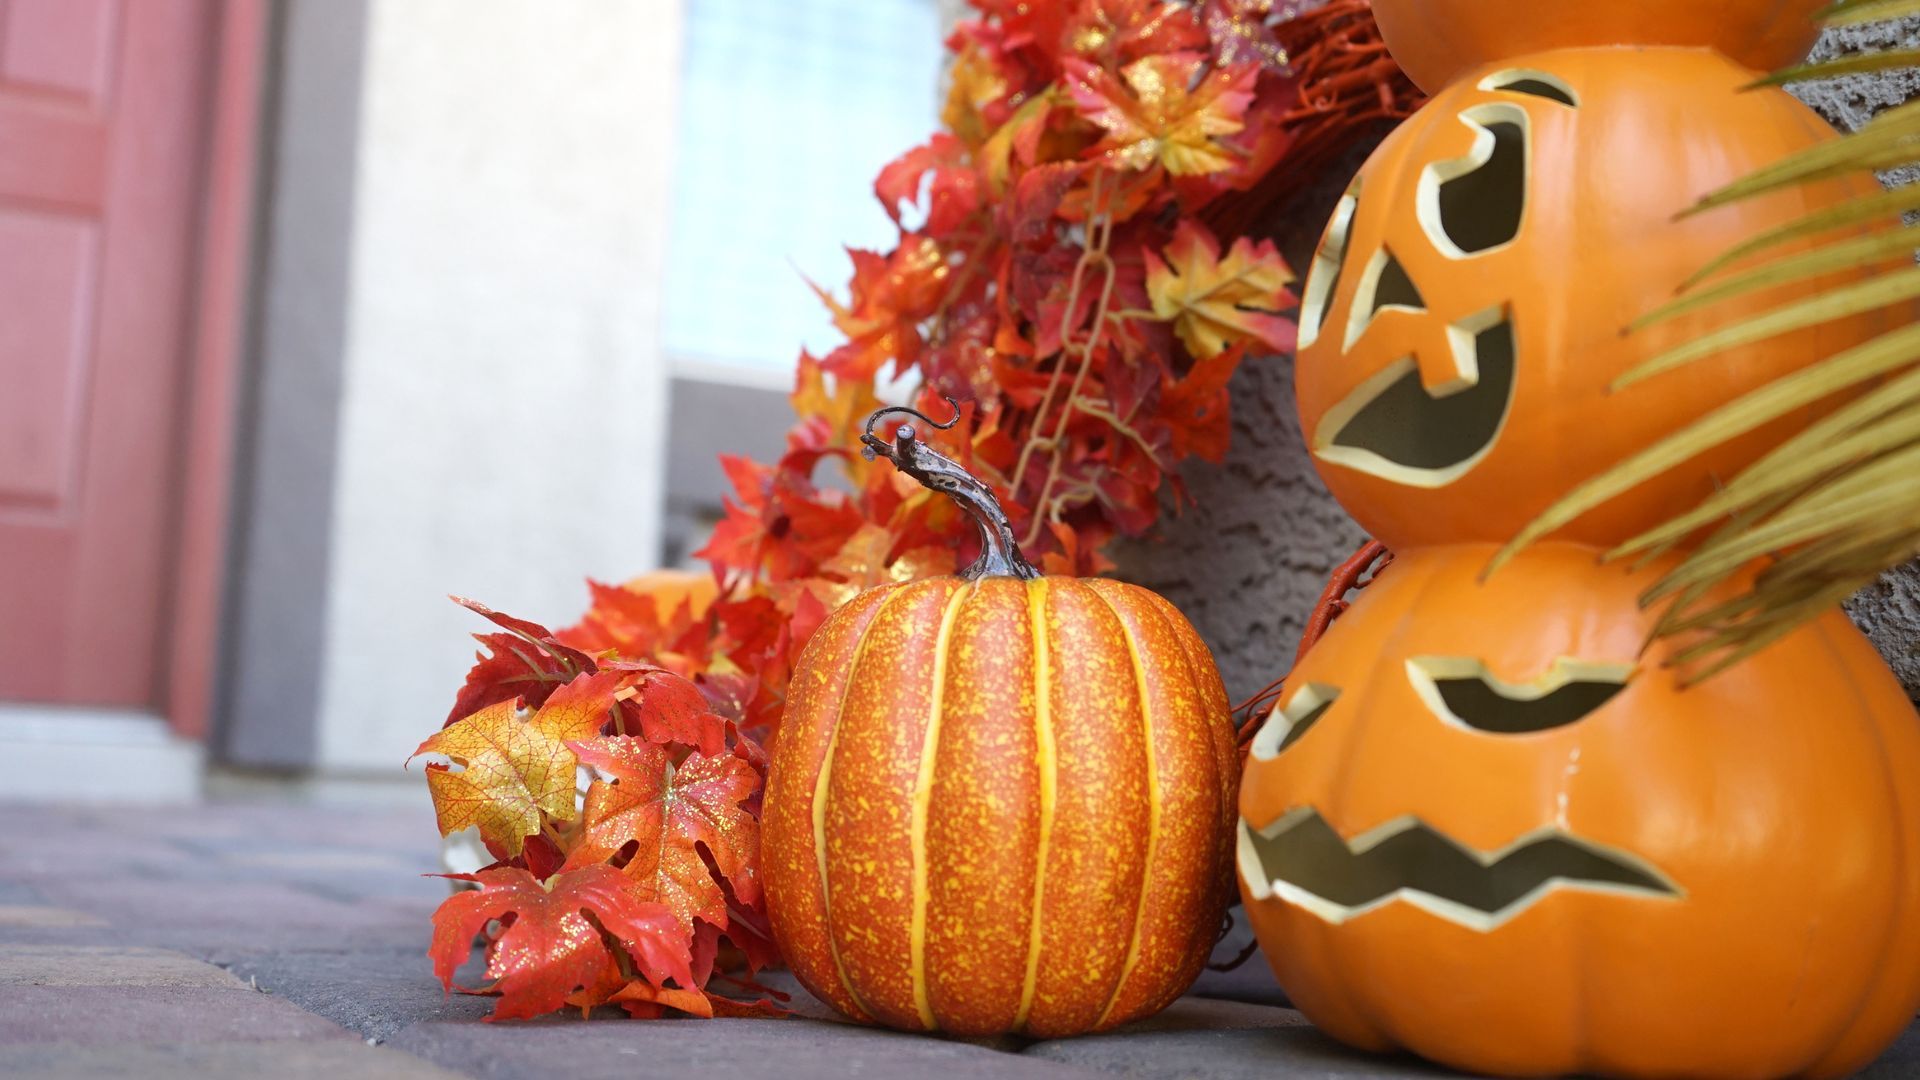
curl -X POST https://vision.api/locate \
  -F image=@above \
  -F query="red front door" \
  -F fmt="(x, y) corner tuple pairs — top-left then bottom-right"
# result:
(0, 0), (215, 706)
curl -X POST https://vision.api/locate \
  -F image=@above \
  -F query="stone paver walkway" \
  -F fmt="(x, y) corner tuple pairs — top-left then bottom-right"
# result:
(1, 799), (1916, 1079)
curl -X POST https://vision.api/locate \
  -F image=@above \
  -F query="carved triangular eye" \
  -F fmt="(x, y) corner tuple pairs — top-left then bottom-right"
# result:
(1371, 252), (1424, 315)
(1342, 247), (1428, 350)
(1250, 684), (1340, 760)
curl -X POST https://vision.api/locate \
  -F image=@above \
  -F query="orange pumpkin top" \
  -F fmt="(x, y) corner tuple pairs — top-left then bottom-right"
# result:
(1372, 0), (1828, 94)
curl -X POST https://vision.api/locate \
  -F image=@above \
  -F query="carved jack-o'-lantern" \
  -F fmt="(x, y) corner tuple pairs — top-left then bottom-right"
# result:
(1238, 544), (1920, 1079)
(1371, 0), (1830, 95)
(1293, 48), (1901, 552)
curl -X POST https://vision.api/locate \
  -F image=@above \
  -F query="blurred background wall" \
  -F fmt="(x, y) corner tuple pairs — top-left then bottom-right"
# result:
(0, 0), (944, 796)
(228, 0), (683, 776)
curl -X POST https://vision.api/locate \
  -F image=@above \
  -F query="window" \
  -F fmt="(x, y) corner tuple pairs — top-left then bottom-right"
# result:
(663, 0), (944, 375)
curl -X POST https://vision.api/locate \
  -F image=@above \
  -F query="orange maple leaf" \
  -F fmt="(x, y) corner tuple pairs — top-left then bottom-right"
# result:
(1064, 52), (1256, 175)
(790, 353), (883, 467)
(815, 522), (955, 611)
(428, 864), (692, 1021)
(1145, 219), (1296, 359)
(1159, 342), (1248, 462)
(410, 670), (625, 856)
(562, 736), (761, 933)
(607, 979), (789, 1019)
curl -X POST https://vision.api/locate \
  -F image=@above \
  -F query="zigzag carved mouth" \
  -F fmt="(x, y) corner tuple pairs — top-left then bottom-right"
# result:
(1239, 808), (1678, 931)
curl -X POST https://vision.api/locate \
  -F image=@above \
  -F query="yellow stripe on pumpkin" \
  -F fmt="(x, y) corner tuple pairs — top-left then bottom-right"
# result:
(761, 585), (893, 1025)
(823, 578), (963, 1031)
(1013, 577), (1057, 1031)
(1087, 582), (1224, 1028)
(907, 585), (971, 1030)
(1020, 579), (1151, 1038)
(924, 578), (1042, 1035)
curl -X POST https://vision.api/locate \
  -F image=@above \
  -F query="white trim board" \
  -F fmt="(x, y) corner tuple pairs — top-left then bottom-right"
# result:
(0, 706), (204, 802)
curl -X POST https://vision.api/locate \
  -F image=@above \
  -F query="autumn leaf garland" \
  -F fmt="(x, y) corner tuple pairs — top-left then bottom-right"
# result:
(410, 0), (1419, 1026)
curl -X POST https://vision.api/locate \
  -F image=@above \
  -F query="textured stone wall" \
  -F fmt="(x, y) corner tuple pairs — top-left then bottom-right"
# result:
(1115, 28), (1920, 705)
(1796, 20), (1920, 702)
(1107, 143), (1374, 703)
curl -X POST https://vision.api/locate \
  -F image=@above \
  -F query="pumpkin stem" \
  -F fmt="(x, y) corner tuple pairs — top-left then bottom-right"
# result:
(860, 398), (1043, 582)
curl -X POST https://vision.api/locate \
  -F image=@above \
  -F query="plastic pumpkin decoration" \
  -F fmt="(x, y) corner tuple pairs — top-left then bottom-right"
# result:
(762, 402), (1238, 1038)
(1371, 0), (1830, 95)
(1293, 46), (1903, 553)
(1237, 544), (1920, 1079)
(1245, 5), (1920, 1077)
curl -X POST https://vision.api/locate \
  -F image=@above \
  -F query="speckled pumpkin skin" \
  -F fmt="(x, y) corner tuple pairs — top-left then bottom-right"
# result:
(763, 575), (1238, 1037)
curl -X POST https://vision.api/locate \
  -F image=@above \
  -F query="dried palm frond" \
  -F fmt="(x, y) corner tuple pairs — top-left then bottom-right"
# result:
(1492, 8), (1920, 680)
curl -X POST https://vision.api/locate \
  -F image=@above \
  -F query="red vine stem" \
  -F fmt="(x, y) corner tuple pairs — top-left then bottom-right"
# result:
(1232, 539), (1393, 749)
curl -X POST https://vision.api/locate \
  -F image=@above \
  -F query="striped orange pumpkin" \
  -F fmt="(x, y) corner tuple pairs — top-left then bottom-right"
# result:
(760, 405), (1239, 1037)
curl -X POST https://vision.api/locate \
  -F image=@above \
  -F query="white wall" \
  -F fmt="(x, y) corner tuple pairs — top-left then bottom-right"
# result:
(313, 1), (681, 771)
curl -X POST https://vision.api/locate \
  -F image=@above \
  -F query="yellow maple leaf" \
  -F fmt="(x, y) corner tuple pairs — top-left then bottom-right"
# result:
(411, 671), (625, 855)
(791, 352), (882, 443)
(1065, 52), (1256, 176)
(1145, 220), (1297, 359)
(942, 41), (1010, 149)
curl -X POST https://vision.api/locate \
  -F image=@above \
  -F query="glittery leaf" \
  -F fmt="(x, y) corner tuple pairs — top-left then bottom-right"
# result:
(563, 736), (763, 932)
(411, 671), (628, 856)
(1064, 52), (1257, 175)
(428, 864), (693, 1021)
(1145, 219), (1296, 358)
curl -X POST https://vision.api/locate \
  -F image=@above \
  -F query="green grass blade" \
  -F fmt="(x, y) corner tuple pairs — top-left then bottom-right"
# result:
(1620, 266), (1920, 386)
(1636, 225), (1920, 329)
(1682, 119), (1920, 215)
(1819, 0), (1920, 27)
(1609, 366), (1920, 557)
(1682, 185), (1920, 288)
(1752, 49), (1920, 86)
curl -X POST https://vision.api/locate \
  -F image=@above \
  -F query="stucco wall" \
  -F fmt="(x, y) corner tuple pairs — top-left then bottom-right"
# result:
(1116, 27), (1920, 705)
(1795, 19), (1920, 702)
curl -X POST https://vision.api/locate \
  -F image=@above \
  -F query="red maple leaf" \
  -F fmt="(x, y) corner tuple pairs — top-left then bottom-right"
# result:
(562, 736), (762, 933)
(604, 663), (727, 756)
(1200, 0), (1292, 71)
(1065, 0), (1209, 65)
(428, 865), (693, 1022)
(444, 632), (574, 728)
(876, 133), (982, 239)
(608, 979), (789, 1019)
(812, 238), (951, 381)
(442, 597), (601, 727)
(1159, 342), (1249, 462)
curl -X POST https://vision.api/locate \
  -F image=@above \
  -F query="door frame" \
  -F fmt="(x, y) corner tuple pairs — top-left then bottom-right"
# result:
(164, 0), (272, 738)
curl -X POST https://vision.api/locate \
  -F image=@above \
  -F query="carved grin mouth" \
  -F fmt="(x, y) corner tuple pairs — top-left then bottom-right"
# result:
(1313, 316), (1517, 488)
(1239, 808), (1678, 931)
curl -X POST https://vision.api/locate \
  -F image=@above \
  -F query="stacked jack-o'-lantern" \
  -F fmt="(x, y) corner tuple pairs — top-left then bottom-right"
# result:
(1237, 3), (1920, 1077)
